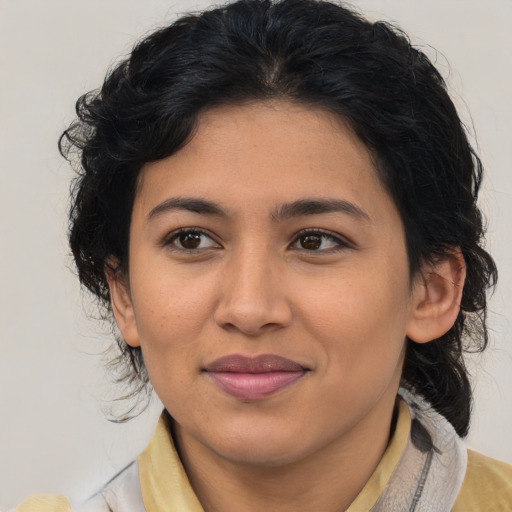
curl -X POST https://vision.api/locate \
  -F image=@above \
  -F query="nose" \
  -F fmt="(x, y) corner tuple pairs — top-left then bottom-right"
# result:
(213, 247), (293, 336)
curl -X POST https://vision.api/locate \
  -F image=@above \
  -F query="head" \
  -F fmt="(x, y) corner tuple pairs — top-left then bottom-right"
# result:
(61, 0), (496, 438)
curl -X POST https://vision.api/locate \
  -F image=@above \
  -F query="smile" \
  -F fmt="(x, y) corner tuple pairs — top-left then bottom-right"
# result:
(204, 354), (308, 400)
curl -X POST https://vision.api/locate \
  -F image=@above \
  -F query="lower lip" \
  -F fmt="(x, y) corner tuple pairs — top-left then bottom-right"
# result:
(207, 371), (306, 400)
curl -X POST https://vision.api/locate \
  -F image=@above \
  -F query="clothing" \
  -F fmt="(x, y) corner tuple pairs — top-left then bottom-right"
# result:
(14, 394), (512, 511)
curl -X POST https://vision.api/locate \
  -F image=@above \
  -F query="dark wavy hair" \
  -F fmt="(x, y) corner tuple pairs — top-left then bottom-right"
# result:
(60, 0), (497, 436)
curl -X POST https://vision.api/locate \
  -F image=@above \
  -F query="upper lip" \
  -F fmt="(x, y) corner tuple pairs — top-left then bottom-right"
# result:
(204, 354), (307, 373)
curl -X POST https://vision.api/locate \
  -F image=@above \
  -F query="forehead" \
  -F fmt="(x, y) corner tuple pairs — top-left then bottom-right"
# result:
(134, 100), (396, 226)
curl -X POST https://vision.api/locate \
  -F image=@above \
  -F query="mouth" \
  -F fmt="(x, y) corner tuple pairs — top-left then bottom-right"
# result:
(203, 354), (309, 400)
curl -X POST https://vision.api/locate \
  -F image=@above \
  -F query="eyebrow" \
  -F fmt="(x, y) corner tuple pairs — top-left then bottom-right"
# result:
(148, 197), (227, 220)
(147, 196), (371, 223)
(272, 198), (371, 222)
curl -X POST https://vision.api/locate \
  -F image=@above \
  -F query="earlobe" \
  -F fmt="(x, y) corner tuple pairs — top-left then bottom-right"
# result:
(105, 261), (141, 348)
(406, 250), (466, 343)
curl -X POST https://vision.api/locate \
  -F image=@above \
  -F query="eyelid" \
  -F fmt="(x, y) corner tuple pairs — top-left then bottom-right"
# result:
(160, 226), (353, 253)
(290, 228), (354, 251)
(162, 227), (221, 250)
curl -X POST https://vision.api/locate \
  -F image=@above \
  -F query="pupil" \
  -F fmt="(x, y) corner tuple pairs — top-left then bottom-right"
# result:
(180, 232), (201, 249)
(301, 235), (321, 250)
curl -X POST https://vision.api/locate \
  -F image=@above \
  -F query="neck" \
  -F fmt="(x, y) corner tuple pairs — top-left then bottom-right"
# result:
(172, 397), (398, 512)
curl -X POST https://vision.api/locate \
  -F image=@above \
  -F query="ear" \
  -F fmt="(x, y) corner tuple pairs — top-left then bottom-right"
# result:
(406, 250), (466, 343)
(105, 260), (141, 348)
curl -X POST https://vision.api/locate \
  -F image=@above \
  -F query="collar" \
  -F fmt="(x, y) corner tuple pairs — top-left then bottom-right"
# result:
(346, 399), (411, 511)
(137, 400), (411, 511)
(137, 414), (204, 511)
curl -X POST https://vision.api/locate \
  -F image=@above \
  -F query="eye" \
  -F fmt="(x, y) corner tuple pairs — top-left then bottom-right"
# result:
(291, 230), (350, 252)
(164, 228), (220, 251)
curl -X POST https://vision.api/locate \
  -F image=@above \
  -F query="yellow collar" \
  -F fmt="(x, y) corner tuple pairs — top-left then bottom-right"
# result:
(346, 399), (411, 511)
(138, 400), (411, 511)
(137, 414), (204, 511)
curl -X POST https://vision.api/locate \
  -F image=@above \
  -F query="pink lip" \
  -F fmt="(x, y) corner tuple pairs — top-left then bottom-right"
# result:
(204, 354), (308, 400)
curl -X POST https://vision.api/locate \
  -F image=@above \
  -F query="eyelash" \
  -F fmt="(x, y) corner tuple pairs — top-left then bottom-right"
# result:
(162, 227), (352, 254)
(162, 227), (220, 253)
(290, 228), (352, 253)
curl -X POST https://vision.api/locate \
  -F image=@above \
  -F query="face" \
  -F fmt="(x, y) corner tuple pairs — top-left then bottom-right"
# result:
(112, 101), (421, 467)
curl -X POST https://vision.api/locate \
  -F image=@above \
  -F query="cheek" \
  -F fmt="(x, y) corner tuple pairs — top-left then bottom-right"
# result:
(129, 274), (215, 382)
(132, 263), (214, 335)
(298, 262), (410, 372)
(300, 259), (410, 330)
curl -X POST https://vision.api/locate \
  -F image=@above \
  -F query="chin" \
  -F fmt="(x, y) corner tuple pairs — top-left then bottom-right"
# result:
(216, 440), (306, 468)
(204, 422), (318, 468)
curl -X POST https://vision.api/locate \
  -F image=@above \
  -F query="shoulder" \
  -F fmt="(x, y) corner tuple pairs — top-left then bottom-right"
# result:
(11, 493), (112, 512)
(11, 494), (71, 512)
(12, 461), (142, 512)
(78, 460), (144, 512)
(452, 449), (512, 511)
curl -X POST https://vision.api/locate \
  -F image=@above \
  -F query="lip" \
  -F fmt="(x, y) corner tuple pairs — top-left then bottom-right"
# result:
(204, 354), (308, 400)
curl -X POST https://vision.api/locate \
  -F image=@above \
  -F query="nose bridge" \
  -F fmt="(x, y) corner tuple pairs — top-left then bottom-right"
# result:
(231, 242), (273, 300)
(214, 240), (291, 334)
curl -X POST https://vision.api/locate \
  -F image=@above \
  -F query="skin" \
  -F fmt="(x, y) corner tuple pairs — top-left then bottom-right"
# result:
(109, 101), (464, 512)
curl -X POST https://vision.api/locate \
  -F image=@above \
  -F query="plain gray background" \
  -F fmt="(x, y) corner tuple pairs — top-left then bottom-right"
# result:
(1, 1), (511, 509)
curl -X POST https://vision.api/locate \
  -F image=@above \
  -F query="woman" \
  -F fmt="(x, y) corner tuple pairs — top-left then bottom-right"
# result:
(14, 0), (511, 510)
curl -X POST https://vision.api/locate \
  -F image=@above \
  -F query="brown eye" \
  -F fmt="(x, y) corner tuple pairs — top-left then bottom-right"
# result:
(179, 232), (202, 249)
(165, 229), (219, 251)
(300, 234), (322, 250)
(291, 230), (349, 252)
